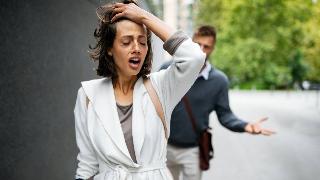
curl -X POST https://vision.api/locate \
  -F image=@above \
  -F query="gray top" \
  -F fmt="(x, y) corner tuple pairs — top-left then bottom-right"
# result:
(116, 103), (137, 163)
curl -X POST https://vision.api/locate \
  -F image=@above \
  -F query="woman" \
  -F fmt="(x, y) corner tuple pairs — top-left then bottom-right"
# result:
(74, 1), (205, 179)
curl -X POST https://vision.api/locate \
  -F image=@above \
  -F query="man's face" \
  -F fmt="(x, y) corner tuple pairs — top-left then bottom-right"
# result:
(192, 35), (215, 60)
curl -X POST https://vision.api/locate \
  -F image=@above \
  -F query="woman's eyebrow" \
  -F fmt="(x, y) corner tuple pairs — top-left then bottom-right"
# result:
(119, 36), (132, 41)
(138, 36), (147, 40)
(138, 34), (147, 37)
(119, 35), (146, 40)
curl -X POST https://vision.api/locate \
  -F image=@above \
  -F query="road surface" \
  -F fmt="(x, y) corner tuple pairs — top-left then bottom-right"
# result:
(203, 91), (320, 180)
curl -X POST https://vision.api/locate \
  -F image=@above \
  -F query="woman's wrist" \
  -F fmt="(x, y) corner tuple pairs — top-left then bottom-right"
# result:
(140, 8), (151, 22)
(142, 13), (174, 42)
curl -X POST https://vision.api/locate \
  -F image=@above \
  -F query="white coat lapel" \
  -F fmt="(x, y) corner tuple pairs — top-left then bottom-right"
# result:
(131, 78), (146, 163)
(81, 78), (132, 161)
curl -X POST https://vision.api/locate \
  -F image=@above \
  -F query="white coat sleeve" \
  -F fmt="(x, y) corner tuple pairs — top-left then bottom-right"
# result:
(150, 31), (206, 125)
(74, 88), (98, 179)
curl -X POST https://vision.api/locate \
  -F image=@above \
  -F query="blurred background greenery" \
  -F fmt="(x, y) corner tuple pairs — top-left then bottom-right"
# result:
(195, 0), (319, 89)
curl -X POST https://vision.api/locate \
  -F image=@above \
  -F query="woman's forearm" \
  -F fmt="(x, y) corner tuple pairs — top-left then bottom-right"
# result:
(140, 11), (174, 42)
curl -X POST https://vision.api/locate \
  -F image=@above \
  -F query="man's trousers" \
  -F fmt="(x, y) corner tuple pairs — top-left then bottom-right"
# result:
(166, 144), (202, 180)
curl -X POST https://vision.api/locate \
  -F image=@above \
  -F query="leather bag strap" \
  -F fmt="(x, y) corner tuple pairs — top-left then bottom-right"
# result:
(143, 78), (168, 139)
(182, 96), (198, 133)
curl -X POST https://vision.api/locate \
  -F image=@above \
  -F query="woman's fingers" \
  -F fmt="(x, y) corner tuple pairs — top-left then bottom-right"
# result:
(114, 2), (125, 8)
(111, 12), (125, 22)
(111, 4), (126, 22)
(111, 3), (145, 23)
(111, 7), (121, 16)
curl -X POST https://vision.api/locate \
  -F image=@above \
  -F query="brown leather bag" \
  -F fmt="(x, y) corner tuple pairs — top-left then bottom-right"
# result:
(182, 96), (214, 171)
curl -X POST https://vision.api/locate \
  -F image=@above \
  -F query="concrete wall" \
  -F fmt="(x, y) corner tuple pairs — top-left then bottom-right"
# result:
(0, 0), (103, 179)
(0, 0), (164, 179)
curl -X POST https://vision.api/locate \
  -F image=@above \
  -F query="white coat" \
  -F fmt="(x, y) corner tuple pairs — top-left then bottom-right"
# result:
(74, 38), (205, 180)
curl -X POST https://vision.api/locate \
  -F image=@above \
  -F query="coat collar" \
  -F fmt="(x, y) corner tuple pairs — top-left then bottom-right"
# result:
(81, 77), (147, 166)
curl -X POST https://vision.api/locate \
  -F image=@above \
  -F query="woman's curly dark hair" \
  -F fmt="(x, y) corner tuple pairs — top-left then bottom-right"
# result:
(89, 0), (153, 80)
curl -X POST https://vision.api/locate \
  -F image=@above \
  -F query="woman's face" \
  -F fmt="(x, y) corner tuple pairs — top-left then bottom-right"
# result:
(109, 20), (148, 79)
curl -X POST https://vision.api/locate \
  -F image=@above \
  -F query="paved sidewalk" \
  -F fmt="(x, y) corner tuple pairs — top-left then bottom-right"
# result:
(203, 91), (320, 180)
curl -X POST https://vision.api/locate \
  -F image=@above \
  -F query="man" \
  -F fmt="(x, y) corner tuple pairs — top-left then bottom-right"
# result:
(161, 25), (275, 180)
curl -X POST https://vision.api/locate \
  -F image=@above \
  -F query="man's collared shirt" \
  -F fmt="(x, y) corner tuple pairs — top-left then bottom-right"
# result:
(198, 61), (212, 80)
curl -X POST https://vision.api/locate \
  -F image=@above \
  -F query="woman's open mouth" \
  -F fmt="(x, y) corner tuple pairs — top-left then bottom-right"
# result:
(129, 57), (141, 70)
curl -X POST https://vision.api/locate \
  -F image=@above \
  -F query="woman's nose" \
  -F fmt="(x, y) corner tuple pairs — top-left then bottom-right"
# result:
(132, 41), (141, 53)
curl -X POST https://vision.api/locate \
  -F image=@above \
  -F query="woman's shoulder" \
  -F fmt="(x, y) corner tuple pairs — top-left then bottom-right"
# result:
(81, 77), (110, 87)
(79, 77), (111, 95)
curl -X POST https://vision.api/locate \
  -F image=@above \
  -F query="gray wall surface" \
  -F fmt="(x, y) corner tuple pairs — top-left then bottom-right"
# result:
(0, 0), (101, 179)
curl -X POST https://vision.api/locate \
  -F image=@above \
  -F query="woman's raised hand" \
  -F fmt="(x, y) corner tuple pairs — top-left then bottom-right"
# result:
(110, 2), (173, 42)
(111, 3), (147, 24)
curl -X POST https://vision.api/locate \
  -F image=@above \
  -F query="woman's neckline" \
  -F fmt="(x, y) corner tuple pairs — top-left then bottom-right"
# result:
(116, 102), (133, 107)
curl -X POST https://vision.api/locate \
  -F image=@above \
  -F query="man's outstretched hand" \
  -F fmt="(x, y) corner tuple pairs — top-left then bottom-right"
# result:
(245, 117), (276, 136)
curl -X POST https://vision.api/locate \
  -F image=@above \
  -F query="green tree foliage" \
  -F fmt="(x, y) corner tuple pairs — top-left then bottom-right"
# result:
(302, 2), (320, 82)
(196, 0), (319, 89)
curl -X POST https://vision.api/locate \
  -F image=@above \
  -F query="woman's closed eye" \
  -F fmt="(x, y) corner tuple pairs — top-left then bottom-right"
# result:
(122, 41), (130, 46)
(139, 41), (146, 46)
(138, 37), (147, 46)
(121, 41), (145, 46)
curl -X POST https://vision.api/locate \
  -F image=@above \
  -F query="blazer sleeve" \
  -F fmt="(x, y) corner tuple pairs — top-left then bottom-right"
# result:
(74, 88), (98, 179)
(150, 31), (206, 127)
